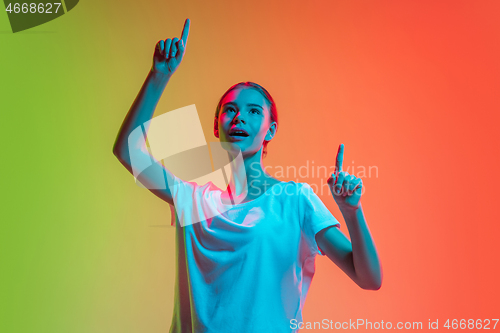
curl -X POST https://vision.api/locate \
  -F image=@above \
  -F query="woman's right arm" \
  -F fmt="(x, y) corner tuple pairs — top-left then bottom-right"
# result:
(112, 19), (190, 205)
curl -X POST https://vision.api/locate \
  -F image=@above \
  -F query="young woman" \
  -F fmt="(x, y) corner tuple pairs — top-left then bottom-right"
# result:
(113, 19), (382, 333)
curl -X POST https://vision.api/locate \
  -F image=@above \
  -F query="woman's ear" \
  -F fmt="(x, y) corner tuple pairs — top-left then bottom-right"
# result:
(214, 117), (219, 138)
(265, 122), (277, 141)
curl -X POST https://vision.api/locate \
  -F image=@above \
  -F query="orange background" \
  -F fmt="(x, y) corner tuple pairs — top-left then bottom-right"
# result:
(152, 0), (500, 327)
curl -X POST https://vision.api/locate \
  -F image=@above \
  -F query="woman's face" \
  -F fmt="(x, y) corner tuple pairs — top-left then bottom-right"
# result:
(215, 87), (276, 157)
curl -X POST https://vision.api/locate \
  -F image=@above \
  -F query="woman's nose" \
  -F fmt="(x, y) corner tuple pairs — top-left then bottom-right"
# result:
(232, 112), (246, 124)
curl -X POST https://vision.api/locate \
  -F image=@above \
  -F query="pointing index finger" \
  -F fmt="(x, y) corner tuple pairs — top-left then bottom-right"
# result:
(335, 143), (344, 174)
(180, 18), (190, 46)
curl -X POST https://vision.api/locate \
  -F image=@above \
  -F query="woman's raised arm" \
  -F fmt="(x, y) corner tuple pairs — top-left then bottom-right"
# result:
(112, 19), (190, 205)
(317, 144), (382, 290)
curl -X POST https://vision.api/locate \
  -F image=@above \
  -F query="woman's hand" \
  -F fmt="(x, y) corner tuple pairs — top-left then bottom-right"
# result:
(151, 18), (190, 77)
(328, 144), (363, 211)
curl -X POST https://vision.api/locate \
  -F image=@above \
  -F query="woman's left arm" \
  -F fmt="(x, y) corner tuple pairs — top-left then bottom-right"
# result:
(316, 144), (382, 290)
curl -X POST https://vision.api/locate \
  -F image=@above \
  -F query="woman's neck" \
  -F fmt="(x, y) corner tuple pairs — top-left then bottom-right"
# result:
(225, 150), (275, 202)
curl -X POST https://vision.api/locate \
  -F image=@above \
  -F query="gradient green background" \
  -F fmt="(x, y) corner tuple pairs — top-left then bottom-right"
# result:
(2, 1), (500, 332)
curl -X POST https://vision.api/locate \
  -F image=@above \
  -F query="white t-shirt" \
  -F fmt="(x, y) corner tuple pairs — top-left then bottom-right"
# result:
(168, 176), (340, 333)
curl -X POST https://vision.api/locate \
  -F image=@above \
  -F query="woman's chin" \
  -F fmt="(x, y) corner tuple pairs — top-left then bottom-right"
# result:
(220, 141), (243, 154)
(219, 139), (261, 159)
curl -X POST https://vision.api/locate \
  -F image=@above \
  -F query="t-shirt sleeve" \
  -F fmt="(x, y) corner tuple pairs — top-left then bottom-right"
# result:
(298, 183), (341, 256)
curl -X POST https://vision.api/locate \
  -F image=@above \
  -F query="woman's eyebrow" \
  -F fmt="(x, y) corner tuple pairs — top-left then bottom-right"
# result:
(247, 104), (263, 109)
(222, 102), (263, 109)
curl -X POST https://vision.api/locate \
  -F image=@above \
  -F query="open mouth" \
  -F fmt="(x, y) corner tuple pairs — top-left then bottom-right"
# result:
(229, 128), (249, 137)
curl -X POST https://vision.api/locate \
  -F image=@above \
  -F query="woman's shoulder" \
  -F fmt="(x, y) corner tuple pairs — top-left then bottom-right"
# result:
(269, 177), (310, 188)
(266, 178), (312, 196)
(266, 177), (295, 189)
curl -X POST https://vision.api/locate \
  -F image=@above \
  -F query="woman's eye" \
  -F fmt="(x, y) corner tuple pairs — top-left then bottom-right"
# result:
(226, 107), (235, 113)
(250, 109), (260, 114)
